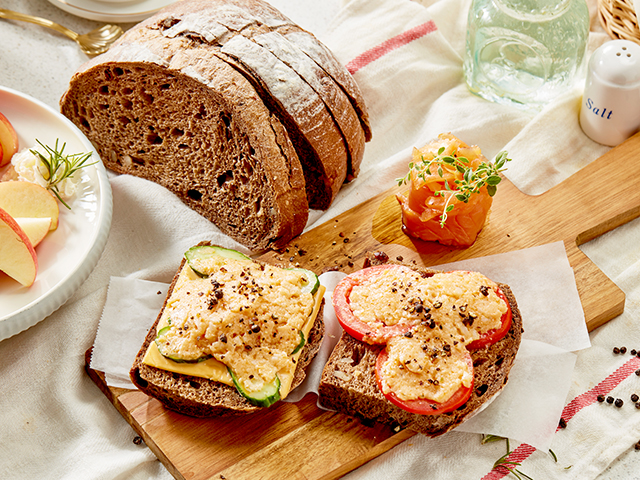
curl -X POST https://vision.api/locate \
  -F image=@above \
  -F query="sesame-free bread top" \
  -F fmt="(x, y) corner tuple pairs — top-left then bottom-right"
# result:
(318, 252), (523, 436)
(61, 32), (307, 250)
(60, 0), (371, 243)
(130, 254), (325, 417)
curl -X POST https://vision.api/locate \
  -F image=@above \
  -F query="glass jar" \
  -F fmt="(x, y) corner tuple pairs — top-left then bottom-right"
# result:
(463, 0), (590, 111)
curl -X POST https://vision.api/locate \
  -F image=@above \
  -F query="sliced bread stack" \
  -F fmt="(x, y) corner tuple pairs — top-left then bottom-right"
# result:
(60, 0), (370, 250)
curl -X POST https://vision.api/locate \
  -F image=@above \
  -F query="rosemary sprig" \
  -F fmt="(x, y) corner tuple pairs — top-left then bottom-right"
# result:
(30, 139), (96, 209)
(492, 451), (534, 480)
(396, 147), (511, 227)
(482, 435), (561, 479)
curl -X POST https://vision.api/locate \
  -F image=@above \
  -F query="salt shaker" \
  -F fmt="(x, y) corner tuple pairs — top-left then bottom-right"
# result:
(580, 40), (640, 147)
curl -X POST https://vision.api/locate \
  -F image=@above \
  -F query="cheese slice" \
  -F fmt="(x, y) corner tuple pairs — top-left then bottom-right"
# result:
(142, 284), (325, 399)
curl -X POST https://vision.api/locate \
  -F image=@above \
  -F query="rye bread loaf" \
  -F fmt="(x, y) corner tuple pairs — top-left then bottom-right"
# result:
(60, 0), (370, 248)
(318, 252), (523, 436)
(130, 252), (325, 417)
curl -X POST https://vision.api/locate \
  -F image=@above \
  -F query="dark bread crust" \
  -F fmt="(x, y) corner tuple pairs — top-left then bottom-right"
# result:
(130, 250), (325, 417)
(318, 252), (523, 436)
(61, 0), (371, 247)
(60, 28), (307, 251)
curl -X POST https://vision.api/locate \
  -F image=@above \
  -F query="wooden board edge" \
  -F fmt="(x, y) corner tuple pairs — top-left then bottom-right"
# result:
(83, 348), (415, 480)
(84, 349), (187, 480)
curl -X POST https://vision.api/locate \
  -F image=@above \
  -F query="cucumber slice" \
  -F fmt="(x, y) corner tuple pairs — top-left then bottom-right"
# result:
(289, 267), (320, 295)
(155, 325), (211, 363)
(185, 245), (251, 277)
(229, 369), (281, 407)
(291, 330), (305, 355)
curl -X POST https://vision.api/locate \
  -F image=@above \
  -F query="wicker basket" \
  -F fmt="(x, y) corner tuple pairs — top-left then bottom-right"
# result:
(598, 0), (640, 43)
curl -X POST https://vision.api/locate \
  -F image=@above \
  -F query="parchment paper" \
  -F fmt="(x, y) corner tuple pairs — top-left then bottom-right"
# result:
(91, 241), (588, 450)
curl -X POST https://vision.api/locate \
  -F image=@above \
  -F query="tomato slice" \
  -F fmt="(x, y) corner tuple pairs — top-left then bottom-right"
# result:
(375, 348), (473, 415)
(466, 286), (512, 350)
(331, 264), (416, 344)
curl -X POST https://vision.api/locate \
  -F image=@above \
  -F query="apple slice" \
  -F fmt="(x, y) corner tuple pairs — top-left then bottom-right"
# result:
(0, 206), (37, 287)
(0, 112), (19, 168)
(14, 217), (51, 247)
(0, 181), (59, 230)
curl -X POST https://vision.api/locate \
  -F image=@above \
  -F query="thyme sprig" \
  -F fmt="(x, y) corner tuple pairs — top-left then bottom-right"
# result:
(30, 139), (96, 209)
(396, 147), (511, 227)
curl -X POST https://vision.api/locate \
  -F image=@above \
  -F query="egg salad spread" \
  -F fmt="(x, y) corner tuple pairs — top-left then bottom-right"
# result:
(350, 269), (506, 402)
(142, 246), (324, 403)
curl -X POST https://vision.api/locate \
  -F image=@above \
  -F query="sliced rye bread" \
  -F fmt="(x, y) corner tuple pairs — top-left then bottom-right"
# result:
(60, 31), (307, 251)
(217, 34), (349, 210)
(130, 255), (325, 417)
(61, 0), (370, 244)
(152, 0), (370, 180)
(318, 251), (523, 436)
(250, 31), (366, 181)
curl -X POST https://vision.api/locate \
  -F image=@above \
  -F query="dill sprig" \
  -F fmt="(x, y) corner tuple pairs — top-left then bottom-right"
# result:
(396, 147), (511, 227)
(30, 139), (96, 210)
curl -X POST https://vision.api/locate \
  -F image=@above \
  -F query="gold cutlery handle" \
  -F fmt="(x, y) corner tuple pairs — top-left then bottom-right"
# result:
(0, 8), (78, 41)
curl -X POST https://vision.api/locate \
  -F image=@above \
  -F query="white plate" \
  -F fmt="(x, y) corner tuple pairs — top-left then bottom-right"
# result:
(0, 86), (112, 341)
(48, 0), (176, 23)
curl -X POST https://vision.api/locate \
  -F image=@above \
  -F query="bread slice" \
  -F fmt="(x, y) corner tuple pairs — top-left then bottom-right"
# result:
(130, 253), (325, 417)
(217, 34), (349, 210)
(60, 0), (370, 247)
(60, 31), (307, 251)
(318, 252), (523, 436)
(154, 0), (369, 183)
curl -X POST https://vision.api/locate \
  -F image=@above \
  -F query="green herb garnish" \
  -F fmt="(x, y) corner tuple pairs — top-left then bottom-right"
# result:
(30, 139), (96, 209)
(482, 435), (561, 479)
(396, 147), (511, 227)
(492, 450), (534, 480)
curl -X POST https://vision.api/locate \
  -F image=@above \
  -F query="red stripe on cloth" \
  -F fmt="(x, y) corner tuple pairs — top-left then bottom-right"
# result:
(345, 20), (438, 75)
(481, 356), (640, 480)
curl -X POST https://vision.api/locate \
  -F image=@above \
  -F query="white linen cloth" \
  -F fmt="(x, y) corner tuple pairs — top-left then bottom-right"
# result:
(2, 0), (640, 479)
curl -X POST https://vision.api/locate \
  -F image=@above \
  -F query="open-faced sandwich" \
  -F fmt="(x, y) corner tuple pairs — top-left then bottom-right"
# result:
(130, 243), (325, 416)
(318, 252), (522, 436)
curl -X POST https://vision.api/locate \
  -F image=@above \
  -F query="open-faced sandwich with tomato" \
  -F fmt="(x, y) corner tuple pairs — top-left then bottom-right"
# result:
(318, 251), (522, 436)
(130, 242), (325, 416)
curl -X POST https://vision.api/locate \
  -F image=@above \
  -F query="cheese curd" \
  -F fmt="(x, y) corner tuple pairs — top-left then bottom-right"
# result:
(11, 146), (80, 201)
(155, 255), (315, 394)
(351, 268), (507, 403)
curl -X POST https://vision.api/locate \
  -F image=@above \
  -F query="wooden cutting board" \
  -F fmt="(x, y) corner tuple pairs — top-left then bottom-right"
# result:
(86, 132), (640, 480)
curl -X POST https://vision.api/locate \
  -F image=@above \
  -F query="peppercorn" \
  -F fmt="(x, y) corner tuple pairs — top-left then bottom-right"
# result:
(613, 347), (621, 354)
(607, 396), (615, 404)
(615, 398), (624, 408)
(636, 369), (640, 376)
(621, 347), (628, 354)
(632, 394), (639, 403)
(632, 349), (637, 356)
(636, 402), (640, 410)
(597, 394), (605, 403)
(635, 442), (640, 451)
(558, 418), (567, 429)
